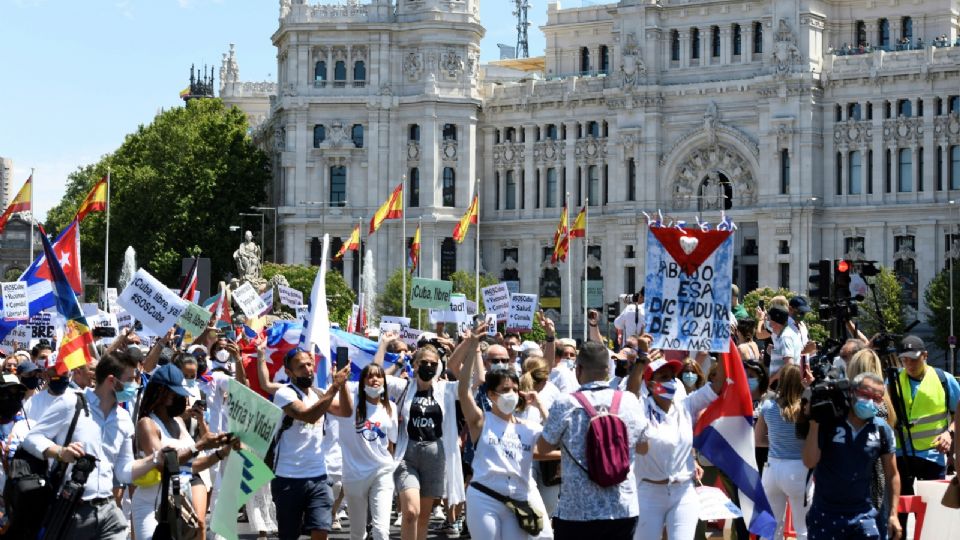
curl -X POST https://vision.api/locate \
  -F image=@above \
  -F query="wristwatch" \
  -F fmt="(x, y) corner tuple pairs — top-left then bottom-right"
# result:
(545, 336), (555, 343)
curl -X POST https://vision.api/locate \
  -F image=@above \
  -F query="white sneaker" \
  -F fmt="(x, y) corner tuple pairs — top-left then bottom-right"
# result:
(394, 515), (403, 526)
(337, 509), (348, 520)
(432, 506), (445, 520)
(332, 519), (342, 531)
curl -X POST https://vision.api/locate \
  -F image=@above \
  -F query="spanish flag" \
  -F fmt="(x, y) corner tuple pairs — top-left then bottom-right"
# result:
(179, 86), (191, 98)
(37, 225), (94, 374)
(334, 225), (361, 261)
(409, 224), (421, 273)
(551, 204), (568, 263)
(569, 206), (586, 238)
(75, 176), (108, 222)
(0, 176), (32, 234)
(369, 183), (403, 234)
(452, 194), (478, 243)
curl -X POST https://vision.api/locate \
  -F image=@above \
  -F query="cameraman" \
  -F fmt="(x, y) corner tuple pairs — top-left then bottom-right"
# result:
(802, 372), (901, 540)
(614, 288), (645, 346)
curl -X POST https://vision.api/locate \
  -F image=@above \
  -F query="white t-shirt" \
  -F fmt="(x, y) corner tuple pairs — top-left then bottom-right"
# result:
(614, 303), (645, 339)
(200, 371), (231, 433)
(549, 366), (579, 394)
(273, 385), (327, 479)
(321, 415), (342, 478)
(634, 384), (718, 483)
(22, 390), (62, 424)
(334, 393), (398, 479)
(770, 325), (803, 376)
(471, 413), (542, 499)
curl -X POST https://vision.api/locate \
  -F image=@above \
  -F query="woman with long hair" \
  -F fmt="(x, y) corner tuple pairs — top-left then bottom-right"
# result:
(756, 364), (810, 540)
(736, 319), (760, 361)
(330, 362), (398, 540)
(679, 358), (705, 393)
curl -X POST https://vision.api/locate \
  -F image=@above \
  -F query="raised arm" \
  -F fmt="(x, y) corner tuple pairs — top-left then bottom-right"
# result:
(587, 309), (603, 343)
(538, 311), (556, 367)
(327, 369), (354, 418)
(227, 342), (248, 387)
(256, 341), (283, 396)
(457, 324), (486, 443)
(802, 420), (820, 469)
(282, 365), (351, 424)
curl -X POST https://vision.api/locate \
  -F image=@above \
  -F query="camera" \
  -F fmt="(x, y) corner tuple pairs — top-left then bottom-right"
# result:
(800, 340), (850, 431)
(818, 298), (859, 322)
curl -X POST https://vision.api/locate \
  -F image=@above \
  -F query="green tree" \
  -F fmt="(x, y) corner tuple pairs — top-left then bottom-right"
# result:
(743, 287), (830, 344)
(376, 269), (500, 330)
(45, 99), (270, 288)
(262, 263), (355, 327)
(857, 266), (907, 338)
(925, 263), (959, 349)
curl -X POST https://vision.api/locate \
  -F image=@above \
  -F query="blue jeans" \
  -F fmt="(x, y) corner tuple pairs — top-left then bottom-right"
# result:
(271, 475), (333, 540)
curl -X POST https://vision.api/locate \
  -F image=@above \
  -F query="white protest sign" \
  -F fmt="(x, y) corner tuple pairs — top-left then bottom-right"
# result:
(380, 323), (402, 337)
(481, 283), (511, 322)
(116, 268), (187, 336)
(233, 282), (268, 318)
(107, 288), (119, 313)
(380, 316), (411, 329)
(86, 312), (118, 330)
(259, 289), (274, 316)
(0, 324), (30, 354)
(116, 309), (134, 330)
(485, 313), (498, 337)
(81, 303), (99, 317)
(295, 305), (309, 325)
(506, 293), (537, 333)
(277, 285), (304, 309)
(696, 486), (742, 520)
(1, 282), (29, 321)
(399, 326), (422, 348)
(177, 302), (213, 337)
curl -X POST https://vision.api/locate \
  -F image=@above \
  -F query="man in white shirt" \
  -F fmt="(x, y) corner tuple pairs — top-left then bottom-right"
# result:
(766, 306), (802, 381)
(613, 289), (645, 346)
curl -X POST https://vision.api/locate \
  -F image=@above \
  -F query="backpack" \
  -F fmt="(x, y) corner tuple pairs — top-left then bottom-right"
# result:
(263, 384), (302, 472)
(563, 390), (631, 488)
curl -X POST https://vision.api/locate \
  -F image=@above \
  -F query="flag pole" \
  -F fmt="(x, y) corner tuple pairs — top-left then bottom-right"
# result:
(104, 169), (111, 312)
(582, 200), (588, 342)
(565, 192), (572, 339)
(358, 216), (363, 328)
(29, 168), (35, 263)
(474, 178), (480, 304)
(417, 216), (423, 329)
(401, 178), (407, 319)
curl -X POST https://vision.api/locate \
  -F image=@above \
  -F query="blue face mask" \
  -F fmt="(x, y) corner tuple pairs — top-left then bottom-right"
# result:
(681, 372), (699, 388)
(115, 381), (139, 404)
(653, 379), (678, 400)
(184, 378), (197, 389)
(747, 378), (760, 392)
(853, 398), (877, 420)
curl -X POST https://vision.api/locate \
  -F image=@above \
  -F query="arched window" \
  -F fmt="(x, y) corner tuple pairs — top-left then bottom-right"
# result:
(856, 21), (867, 47)
(546, 168), (557, 207)
(587, 121), (600, 138)
(580, 47), (591, 73)
(545, 124), (558, 140)
(330, 166), (347, 207)
(711, 26), (720, 57)
(504, 127), (515, 142)
(440, 238), (457, 280)
(505, 170), (516, 210)
(353, 60), (366, 81)
(878, 18), (890, 49)
(671, 30), (680, 61)
(627, 158), (636, 201)
(849, 151), (862, 194)
(334, 61), (347, 81)
(902, 17), (913, 42)
(315, 61), (327, 81)
(697, 173), (732, 211)
(848, 103), (862, 120)
(588, 165), (599, 205)
(898, 148), (912, 192)
(409, 168), (420, 207)
(691, 28), (701, 59)
(732, 24), (742, 56)
(898, 99), (912, 118)
(443, 124), (457, 141)
(442, 167), (456, 207)
(313, 125), (325, 148)
(351, 124), (364, 148)
(599, 45), (609, 73)
(753, 22), (763, 54)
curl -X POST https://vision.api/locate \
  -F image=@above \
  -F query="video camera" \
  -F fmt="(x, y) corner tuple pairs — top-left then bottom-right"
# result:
(799, 339), (850, 434)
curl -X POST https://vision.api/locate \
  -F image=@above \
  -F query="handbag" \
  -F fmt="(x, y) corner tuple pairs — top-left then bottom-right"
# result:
(153, 449), (202, 540)
(942, 476), (960, 509)
(471, 482), (543, 536)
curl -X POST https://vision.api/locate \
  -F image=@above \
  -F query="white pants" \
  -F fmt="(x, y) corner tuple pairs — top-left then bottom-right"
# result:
(245, 482), (278, 533)
(634, 480), (699, 540)
(466, 485), (531, 540)
(342, 468), (395, 540)
(761, 457), (811, 540)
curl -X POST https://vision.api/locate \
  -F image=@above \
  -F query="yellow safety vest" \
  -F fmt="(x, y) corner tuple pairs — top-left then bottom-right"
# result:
(899, 367), (949, 451)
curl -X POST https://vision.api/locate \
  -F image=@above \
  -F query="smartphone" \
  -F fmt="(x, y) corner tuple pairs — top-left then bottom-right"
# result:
(335, 346), (350, 371)
(196, 399), (207, 410)
(92, 326), (117, 338)
(758, 300), (765, 311)
(800, 355), (808, 374)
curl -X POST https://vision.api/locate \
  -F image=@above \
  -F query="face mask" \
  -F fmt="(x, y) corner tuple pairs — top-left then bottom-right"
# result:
(47, 377), (70, 396)
(747, 378), (760, 392)
(294, 375), (314, 390)
(184, 378), (197, 388)
(494, 391), (520, 415)
(215, 349), (231, 363)
(364, 385), (382, 399)
(21, 376), (41, 390)
(417, 364), (437, 382)
(167, 394), (188, 417)
(653, 379), (677, 400)
(681, 372), (699, 388)
(853, 397), (877, 420)
(115, 381), (139, 403)
(564, 359), (576, 370)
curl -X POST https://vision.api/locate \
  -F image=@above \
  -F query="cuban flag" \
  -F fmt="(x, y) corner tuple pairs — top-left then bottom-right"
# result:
(240, 320), (301, 398)
(693, 339), (777, 538)
(329, 327), (405, 381)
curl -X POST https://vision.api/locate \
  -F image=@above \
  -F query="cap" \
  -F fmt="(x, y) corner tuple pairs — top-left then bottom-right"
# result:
(15, 361), (41, 376)
(511, 340), (541, 354)
(0, 373), (26, 391)
(789, 296), (812, 314)
(149, 364), (191, 397)
(556, 338), (577, 350)
(767, 306), (789, 326)
(643, 358), (684, 381)
(898, 335), (926, 359)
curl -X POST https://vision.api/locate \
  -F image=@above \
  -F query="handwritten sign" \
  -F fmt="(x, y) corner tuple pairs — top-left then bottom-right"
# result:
(117, 268), (187, 336)
(1, 282), (28, 321)
(106, 288), (119, 313)
(29, 312), (62, 349)
(643, 226), (733, 353)
(178, 302), (213, 337)
(295, 305), (309, 325)
(410, 278), (453, 310)
(227, 379), (284, 457)
(277, 285), (304, 309)
(506, 293), (537, 333)
(116, 309), (134, 330)
(0, 324), (30, 354)
(233, 282), (268, 318)
(485, 313), (498, 336)
(482, 283), (511, 321)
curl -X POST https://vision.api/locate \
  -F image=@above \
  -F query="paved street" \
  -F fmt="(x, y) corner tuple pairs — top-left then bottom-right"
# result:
(236, 512), (461, 539)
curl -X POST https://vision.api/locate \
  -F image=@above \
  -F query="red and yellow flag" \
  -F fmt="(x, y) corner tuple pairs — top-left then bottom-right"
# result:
(452, 194), (479, 243)
(409, 224), (421, 273)
(0, 176), (32, 234)
(334, 225), (361, 261)
(569, 206), (586, 239)
(369, 183), (403, 234)
(76, 176), (108, 222)
(551, 204), (568, 263)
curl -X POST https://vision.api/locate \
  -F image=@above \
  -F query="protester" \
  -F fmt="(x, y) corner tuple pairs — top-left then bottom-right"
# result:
(759, 305), (801, 381)
(2, 355), (17, 374)
(614, 288), (645, 345)
(735, 318), (760, 361)
(679, 358), (705, 392)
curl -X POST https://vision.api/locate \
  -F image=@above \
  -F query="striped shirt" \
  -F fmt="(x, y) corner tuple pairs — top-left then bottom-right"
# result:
(760, 399), (804, 460)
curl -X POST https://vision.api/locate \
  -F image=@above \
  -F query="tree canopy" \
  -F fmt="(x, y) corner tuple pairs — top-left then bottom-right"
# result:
(924, 263), (958, 348)
(45, 99), (270, 289)
(262, 263), (355, 327)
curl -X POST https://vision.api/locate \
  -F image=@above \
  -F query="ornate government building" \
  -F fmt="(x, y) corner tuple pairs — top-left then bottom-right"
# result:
(221, 0), (960, 328)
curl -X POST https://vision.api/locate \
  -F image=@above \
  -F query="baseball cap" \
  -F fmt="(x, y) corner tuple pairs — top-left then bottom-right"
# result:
(643, 358), (683, 381)
(149, 364), (191, 397)
(898, 335), (926, 359)
(15, 361), (41, 376)
(789, 296), (812, 314)
(511, 340), (542, 355)
(767, 306), (789, 326)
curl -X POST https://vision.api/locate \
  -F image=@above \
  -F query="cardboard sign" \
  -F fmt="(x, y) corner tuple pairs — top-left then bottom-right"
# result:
(481, 283), (511, 321)
(178, 302), (213, 337)
(399, 326), (422, 348)
(643, 226), (734, 353)
(277, 285), (304, 309)
(410, 278), (453, 310)
(226, 379), (284, 457)
(506, 293), (537, 333)
(233, 282), (268, 318)
(117, 268), (187, 336)
(1, 282), (28, 321)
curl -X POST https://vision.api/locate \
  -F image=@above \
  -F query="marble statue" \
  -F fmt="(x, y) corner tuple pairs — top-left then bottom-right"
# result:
(234, 231), (264, 287)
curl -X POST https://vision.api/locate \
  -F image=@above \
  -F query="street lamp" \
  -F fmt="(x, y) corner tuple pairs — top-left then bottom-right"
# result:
(239, 212), (265, 265)
(229, 225), (242, 243)
(251, 206), (278, 263)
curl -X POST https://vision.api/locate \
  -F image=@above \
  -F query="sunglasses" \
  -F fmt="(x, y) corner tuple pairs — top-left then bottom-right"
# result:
(854, 389), (884, 404)
(489, 357), (511, 364)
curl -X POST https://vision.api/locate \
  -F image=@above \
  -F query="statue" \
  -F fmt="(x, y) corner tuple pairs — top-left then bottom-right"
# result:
(234, 231), (265, 288)
(701, 172), (722, 210)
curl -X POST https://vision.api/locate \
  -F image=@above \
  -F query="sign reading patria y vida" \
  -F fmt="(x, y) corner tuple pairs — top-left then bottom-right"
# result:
(643, 224), (734, 353)
(410, 277), (453, 310)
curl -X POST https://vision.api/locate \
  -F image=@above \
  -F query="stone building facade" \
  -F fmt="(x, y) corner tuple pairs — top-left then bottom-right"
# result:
(0, 157), (13, 208)
(223, 0), (960, 330)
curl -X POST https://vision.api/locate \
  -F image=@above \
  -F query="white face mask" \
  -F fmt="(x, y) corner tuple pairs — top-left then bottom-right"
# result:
(494, 391), (520, 415)
(215, 349), (231, 363)
(364, 385), (382, 398)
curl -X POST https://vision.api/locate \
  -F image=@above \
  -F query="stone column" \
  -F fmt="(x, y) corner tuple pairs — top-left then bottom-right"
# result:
(891, 144), (900, 194)
(839, 147), (848, 196)
(523, 124), (536, 214)
(871, 100), (885, 203)
(720, 25), (731, 64)
(538, 165), (547, 214)
(421, 110), (439, 207)
(942, 145), (951, 192)
(482, 127), (496, 213)
(679, 31), (690, 68)
(564, 121), (578, 206)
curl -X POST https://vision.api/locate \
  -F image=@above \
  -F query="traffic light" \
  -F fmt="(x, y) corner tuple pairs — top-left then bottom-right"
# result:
(808, 259), (832, 301)
(834, 259), (852, 298)
(606, 303), (618, 323)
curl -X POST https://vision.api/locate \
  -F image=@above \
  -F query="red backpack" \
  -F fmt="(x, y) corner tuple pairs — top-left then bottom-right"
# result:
(566, 390), (631, 488)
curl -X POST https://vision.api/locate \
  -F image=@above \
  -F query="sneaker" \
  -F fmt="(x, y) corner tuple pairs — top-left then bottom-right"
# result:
(432, 506), (445, 520)
(337, 509), (348, 520)
(393, 514), (402, 527)
(441, 521), (461, 538)
(331, 519), (342, 531)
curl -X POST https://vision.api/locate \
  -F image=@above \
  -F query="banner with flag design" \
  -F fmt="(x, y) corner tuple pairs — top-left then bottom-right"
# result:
(37, 225), (94, 373)
(551, 204), (568, 263)
(452, 194), (478, 243)
(75, 176), (108, 222)
(369, 183), (403, 234)
(334, 226), (360, 262)
(569, 206), (586, 238)
(409, 224), (421, 272)
(0, 176), (32, 234)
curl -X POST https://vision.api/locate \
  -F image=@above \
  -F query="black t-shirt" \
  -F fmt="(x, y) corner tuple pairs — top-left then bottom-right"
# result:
(407, 388), (443, 442)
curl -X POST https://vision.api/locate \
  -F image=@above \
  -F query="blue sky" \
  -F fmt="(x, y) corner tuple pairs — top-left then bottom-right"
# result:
(1, 0), (546, 220)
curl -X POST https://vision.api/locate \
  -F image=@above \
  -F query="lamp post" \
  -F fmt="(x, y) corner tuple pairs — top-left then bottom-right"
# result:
(950, 200), (957, 374)
(239, 212), (265, 265)
(229, 225), (241, 243)
(251, 206), (278, 263)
